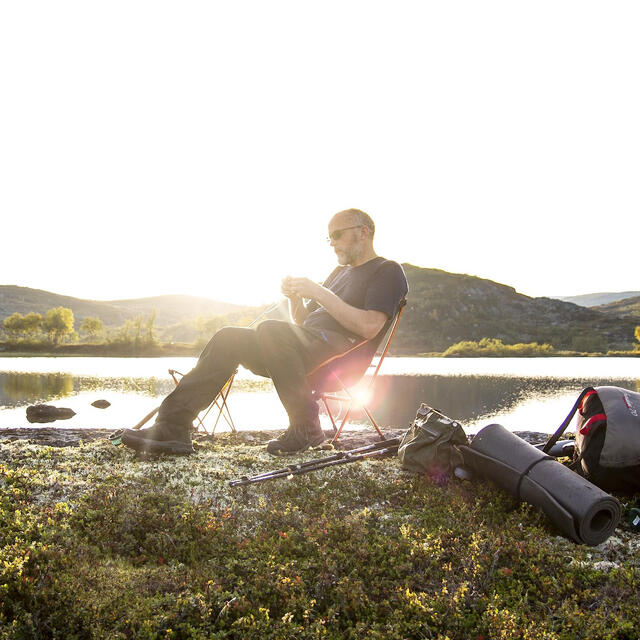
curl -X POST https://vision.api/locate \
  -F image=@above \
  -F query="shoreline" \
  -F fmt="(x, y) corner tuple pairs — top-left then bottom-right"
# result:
(0, 425), (553, 448)
(1, 345), (639, 358)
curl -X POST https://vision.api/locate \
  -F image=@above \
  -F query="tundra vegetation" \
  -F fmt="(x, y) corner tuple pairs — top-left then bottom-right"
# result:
(1, 433), (639, 639)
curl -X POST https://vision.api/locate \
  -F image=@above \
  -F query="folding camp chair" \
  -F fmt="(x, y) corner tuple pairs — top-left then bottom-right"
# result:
(166, 300), (405, 440)
(168, 368), (238, 436)
(307, 299), (406, 443)
(161, 302), (284, 436)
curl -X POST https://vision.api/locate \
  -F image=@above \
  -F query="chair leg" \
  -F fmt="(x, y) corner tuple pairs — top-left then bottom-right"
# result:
(320, 395), (339, 434)
(361, 404), (386, 440)
(325, 386), (387, 443)
(331, 403), (354, 443)
(169, 369), (237, 435)
(331, 403), (386, 443)
(209, 375), (237, 433)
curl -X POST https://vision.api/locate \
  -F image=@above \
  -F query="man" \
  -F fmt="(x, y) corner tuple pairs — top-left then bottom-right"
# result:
(121, 209), (408, 455)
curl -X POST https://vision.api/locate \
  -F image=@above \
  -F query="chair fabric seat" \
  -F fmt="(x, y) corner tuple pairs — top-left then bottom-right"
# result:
(307, 299), (406, 441)
(307, 340), (379, 393)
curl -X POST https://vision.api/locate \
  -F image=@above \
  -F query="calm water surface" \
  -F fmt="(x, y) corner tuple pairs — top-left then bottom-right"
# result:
(0, 356), (638, 435)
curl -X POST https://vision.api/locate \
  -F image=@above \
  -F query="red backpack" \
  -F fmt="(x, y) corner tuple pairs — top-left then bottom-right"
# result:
(544, 386), (640, 493)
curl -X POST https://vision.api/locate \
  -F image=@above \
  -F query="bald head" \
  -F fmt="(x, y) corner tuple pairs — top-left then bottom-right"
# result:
(331, 208), (375, 238)
(328, 208), (377, 266)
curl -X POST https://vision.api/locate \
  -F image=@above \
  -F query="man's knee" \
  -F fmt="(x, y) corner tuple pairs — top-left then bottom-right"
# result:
(256, 319), (288, 336)
(255, 320), (299, 356)
(256, 320), (293, 344)
(200, 326), (257, 361)
(214, 326), (247, 342)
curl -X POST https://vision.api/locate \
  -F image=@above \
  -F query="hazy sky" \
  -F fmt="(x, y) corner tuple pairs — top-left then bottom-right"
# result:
(1, 1), (638, 306)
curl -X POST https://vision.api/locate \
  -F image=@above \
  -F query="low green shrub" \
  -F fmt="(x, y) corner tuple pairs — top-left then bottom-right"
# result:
(1, 437), (638, 639)
(443, 338), (556, 357)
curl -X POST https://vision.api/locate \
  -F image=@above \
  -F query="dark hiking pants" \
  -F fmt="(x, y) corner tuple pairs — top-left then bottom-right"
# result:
(157, 320), (353, 429)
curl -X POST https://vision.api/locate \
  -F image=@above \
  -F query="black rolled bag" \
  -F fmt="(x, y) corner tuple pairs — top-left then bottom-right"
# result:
(544, 386), (640, 493)
(461, 423), (621, 546)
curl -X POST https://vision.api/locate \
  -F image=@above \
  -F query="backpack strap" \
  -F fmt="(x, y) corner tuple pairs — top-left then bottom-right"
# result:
(542, 386), (596, 454)
(568, 421), (606, 473)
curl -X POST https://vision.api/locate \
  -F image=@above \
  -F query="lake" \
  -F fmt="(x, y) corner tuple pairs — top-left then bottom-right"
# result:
(0, 356), (638, 436)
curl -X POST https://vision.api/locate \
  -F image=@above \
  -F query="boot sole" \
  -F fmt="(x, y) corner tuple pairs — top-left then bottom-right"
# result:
(121, 431), (194, 455)
(266, 434), (326, 456)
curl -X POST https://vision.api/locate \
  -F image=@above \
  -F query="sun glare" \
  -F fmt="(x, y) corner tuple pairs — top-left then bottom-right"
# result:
(351, 386), (373, 407)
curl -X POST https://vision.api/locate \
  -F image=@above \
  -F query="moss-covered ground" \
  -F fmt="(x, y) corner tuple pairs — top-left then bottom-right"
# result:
(1, 432), (639, 639)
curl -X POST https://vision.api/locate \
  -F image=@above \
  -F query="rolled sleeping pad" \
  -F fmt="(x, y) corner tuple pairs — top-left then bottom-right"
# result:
(461, 424), (620, 546)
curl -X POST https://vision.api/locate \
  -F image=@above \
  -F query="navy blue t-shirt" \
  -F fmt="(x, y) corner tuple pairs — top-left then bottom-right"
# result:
(303, 257), (408, 342)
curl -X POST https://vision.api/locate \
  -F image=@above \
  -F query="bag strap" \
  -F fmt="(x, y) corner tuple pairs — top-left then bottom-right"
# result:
(542, 386), (596, 454)
(568, 421), (606, 473)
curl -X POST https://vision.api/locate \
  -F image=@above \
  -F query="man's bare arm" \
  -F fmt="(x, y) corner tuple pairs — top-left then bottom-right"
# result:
(281, 277), (310, 325)
(285, 277), (387, 340)
(288, 295), (310, 325)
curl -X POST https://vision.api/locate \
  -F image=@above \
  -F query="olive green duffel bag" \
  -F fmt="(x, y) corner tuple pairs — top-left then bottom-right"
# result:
(398, 403), (468, 477)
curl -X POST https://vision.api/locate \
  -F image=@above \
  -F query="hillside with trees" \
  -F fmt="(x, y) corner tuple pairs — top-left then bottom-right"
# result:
(0, 286), (245, 327)
(393, 264), (639, 354)
(1, 268), (639, 355)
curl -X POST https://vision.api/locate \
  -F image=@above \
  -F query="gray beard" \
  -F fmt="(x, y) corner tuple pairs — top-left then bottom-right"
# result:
(337, 247), (360, 266)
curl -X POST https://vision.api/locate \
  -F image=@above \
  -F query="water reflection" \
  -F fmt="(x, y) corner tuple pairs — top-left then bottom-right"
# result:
(0, 357), (638, 434)
(1, 372), (75, 405)
(0, 370), (287, 430)
(358, 374), (640, 432)
(0, 372), (176, 408)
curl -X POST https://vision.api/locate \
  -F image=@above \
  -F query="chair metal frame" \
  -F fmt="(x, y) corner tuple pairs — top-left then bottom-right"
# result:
(169, 368), (238, 436)
(308, 301), (405, 443)
(161, 302), (284, 437)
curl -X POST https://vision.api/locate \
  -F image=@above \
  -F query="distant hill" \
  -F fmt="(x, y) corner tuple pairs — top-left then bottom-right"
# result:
(2, 272), (639, 353)
(594, 296), (640, 320)
(0, 286), (246, 328)
(552, 291), (640, 307)
(394, 265), (638, 353)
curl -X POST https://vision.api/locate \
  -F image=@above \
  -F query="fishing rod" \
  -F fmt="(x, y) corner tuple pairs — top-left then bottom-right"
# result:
(229, 437), (401, 486)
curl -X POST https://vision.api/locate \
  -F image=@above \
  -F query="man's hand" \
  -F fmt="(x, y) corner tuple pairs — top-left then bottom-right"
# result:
(283, 277), (324, 301)
(282, 275), (387, 340)
(281, 276), (300, 299)
(282, 276), (310, 325)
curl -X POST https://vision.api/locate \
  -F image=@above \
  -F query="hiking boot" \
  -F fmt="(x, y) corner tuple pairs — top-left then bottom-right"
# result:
(266, 425), (325, 456)
(120, 420), (195, 455)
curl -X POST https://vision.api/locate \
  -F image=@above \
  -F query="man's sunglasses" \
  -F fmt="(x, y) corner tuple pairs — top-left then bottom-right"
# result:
(326, 225), (363, 243)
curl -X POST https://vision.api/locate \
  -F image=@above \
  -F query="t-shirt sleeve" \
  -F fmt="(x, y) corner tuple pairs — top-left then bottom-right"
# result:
(304, 266), (344, 314)
(363, 261), (408, 318)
